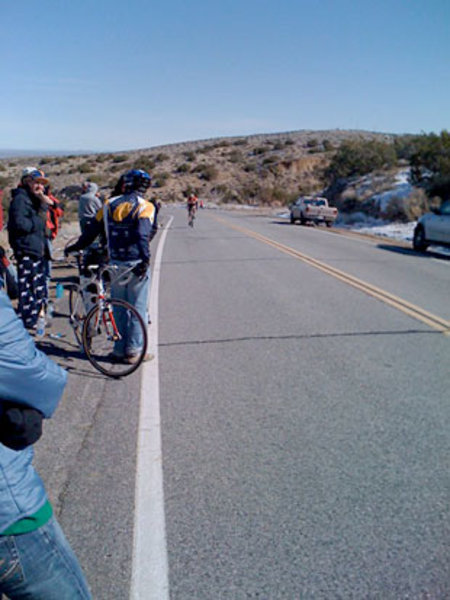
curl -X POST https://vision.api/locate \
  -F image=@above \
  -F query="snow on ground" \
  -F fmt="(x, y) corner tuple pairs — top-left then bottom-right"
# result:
(276, 210), (450, 256)
(340, 219), (416, 241)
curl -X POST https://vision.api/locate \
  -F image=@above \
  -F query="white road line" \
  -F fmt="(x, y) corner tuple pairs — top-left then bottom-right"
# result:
(130, 216), (173, 600)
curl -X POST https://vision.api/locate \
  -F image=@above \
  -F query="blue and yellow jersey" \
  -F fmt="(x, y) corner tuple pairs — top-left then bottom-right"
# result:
(96, 193), (155, 262)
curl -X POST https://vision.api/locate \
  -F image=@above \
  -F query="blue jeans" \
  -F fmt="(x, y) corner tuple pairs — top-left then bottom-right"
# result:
(111, 262), (150, 357)
(0, 516), (91, 599)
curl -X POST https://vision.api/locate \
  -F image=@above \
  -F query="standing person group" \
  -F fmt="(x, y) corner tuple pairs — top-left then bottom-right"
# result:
(7, 168), (56, 329)
(66, 168), (157, 364)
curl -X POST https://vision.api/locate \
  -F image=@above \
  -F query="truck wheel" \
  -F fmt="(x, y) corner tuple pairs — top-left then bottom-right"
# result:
(290, 212), (295, 224)
(325, 221), (332, 228)
(300, 214), (306, 225)
(413, 226), (429, 252)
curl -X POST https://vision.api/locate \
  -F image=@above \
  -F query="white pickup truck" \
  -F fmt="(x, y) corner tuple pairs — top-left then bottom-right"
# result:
(413, 200), (450, 251)
(289, 196), (338, 227)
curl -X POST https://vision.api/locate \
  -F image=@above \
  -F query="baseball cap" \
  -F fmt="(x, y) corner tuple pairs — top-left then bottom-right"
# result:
(21, 167), (49, 184)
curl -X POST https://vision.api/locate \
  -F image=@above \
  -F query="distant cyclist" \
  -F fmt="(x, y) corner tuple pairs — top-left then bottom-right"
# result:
(187, 193), (198, 226)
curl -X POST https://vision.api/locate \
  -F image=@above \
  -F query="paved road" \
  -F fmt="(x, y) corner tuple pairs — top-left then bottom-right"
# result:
(35, 209), (449, 598)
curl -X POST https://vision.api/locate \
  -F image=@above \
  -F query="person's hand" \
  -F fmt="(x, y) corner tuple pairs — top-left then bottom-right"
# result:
(35, 190), (53, 206)
(132, 261), (149, 280)
(0, 404), (43, 450)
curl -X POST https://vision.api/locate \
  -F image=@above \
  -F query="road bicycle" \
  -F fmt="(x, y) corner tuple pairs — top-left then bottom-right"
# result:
(66, 259), (148, 378)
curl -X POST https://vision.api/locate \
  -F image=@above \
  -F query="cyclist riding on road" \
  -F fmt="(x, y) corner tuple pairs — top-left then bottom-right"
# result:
(187, 193), (198, 216)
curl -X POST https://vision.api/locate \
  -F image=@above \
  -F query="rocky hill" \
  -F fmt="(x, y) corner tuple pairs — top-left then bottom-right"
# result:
(0, 129), (398, 219)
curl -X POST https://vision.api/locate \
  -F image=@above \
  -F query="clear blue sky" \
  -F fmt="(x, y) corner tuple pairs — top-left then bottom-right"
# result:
(1, 0), (449, 152)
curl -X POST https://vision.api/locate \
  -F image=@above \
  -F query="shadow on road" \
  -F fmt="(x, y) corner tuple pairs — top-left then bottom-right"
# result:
(377, 243), (450, 260)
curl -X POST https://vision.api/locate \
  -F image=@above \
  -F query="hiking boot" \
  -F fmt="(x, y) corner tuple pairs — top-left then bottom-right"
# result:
(124, 352), (154, 365)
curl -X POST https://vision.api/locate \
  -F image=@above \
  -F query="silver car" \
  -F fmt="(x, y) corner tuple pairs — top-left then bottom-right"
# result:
(413, 200), (450, 251)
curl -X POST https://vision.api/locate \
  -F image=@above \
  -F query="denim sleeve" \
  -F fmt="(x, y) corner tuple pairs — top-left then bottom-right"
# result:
(0, 291), (67, 418)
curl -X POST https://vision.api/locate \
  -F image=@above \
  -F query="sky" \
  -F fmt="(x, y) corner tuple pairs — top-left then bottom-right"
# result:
(1, 0), (449, 152)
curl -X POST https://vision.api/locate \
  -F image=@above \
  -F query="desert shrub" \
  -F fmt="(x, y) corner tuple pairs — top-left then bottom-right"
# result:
(323, 139), (333, 151)
(176, 163), (191, 173)
(307, 138), (318, 148)
(153, 172), (169, 187)
(253, 146), (268, 155)
(228, 150), (243, 164)
(95, 154), (109, 163)
(192, 163), (218, 181)
(243, 163), (257, 173)
(155, 153), (168, 163)
(86, 173), (108, 186)
(0, 163), (5, 171)
(134, 157), (156, 172)
(184, 151), (196, 161)
(112, 154), (129, 163)
(403, 188), (430, 220)
(233, 139), (248, 146)
(0, 175), (11, 187)
(78, 162), (94, 174)
(201, 164), (218, 181)
(382, 196), (408, 222)
(285, 139), (295, 146)
(211, 184), (238, 203)
(325, 140), (397, 183)
(409, 130), (450, 200)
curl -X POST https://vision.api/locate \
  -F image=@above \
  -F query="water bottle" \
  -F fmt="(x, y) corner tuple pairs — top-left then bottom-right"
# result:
(56, 282), (64, 299)
(35, 307), (46, 339)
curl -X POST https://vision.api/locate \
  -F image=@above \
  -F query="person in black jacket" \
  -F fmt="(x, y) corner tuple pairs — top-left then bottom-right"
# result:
(8, 168), (54, 329)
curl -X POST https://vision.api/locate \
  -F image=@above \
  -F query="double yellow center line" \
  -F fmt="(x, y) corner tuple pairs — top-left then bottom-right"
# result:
(213, 216), (450, 335)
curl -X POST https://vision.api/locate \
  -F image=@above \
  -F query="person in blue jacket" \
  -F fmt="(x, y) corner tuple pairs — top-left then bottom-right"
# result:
(0, 289), (91, 599)
(66, 169), (157, 364)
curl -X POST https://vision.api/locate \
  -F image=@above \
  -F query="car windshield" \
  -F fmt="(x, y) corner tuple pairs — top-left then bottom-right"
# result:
(314, 200), (326, 206)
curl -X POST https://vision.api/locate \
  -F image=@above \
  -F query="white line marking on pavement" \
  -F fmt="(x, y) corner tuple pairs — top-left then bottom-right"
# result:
(130, 216), (173, 600)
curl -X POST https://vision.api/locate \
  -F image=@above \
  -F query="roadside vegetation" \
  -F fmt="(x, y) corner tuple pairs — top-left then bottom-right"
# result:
(1, 129), (449, 223)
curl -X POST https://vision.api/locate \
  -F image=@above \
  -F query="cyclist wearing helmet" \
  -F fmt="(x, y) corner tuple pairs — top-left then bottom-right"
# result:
(66, 169), (156, 364)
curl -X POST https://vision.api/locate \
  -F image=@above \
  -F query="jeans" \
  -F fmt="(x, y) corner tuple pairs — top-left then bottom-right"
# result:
(111, 261), (150, 357)
(0, 516), (91, 599)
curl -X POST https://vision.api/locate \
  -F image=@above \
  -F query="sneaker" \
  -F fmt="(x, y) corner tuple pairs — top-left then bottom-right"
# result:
(124, 352), (154, 364)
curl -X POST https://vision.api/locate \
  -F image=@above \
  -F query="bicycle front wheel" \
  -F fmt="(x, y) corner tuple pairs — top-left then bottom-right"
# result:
(82, 298), (148, 378)
(68, 285), (86, 347)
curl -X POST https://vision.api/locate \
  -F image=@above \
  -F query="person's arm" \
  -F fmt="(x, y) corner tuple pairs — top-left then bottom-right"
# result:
(0, 291), (67, 418)
(65, 214), (103, 254)
(8, 195), (34, 235)
(135, 202), (156, 266)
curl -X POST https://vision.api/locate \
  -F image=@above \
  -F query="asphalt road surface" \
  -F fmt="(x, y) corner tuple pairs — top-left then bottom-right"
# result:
(35, 208), (449, 599)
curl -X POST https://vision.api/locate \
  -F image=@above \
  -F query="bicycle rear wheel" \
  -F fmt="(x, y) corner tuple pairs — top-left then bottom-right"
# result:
(82, 298), (148, 378)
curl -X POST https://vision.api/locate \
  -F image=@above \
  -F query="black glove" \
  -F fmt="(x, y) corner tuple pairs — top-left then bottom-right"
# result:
(0, 403), (43, 451)
(132, 261), (149, 280)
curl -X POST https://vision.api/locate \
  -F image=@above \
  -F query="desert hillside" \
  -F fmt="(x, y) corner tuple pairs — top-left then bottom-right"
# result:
(0, 129), (395, 218)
